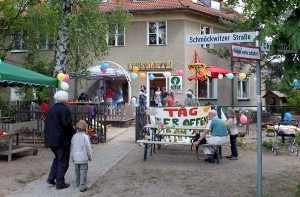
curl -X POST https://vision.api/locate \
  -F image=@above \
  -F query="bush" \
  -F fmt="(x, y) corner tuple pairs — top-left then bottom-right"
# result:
(263, 140), (273, 150)
(296, 133), (300, 145)
(293, 181), (300, 196)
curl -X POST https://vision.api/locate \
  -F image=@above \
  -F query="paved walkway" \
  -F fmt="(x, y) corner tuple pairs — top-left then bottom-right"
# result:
(6, 126), (136, 197)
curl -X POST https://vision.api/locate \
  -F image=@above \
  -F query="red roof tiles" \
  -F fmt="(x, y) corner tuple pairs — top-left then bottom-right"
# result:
(100, 0), (236, 20)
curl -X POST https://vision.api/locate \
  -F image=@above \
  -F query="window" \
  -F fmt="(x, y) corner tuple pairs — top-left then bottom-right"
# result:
(148, 21), (166, 45)
(108, 27), (125, 46)
(39, 36), (53, 50)
(198, 78), (217, 99)
(200, 25), (212, 48)
(11, 31), (28, 52)
(237, 78), (250, 99)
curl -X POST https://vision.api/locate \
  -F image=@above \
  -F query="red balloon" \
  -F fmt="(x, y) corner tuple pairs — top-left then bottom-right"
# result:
(101, 69), (107, 74)
(63, 74), (70, 82)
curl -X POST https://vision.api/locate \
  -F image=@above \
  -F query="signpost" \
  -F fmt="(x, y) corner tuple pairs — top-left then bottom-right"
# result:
(186, 30), (263, 197)
(230, 44), (262, 61)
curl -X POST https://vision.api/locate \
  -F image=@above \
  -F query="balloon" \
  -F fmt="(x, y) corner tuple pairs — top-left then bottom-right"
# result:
(293, 81), (299, 88)
(133, 103), (138, 107)
(294, 79), (298, 83)
(131, 72), (138, 79)
(225, 73), (234, 79)
(132, 66), (139, 73)
(131, 97), (136, 104)
(163, 71), (171, 78)
(100, 62), (109, 70)
(149, 74), (155, 81)
(160, 123), (164, 128)
(240, 114), (248, 124)
(57, 73), (65, 81)
(284, 112), (292, 120)
(177, 70), (184, 76)
(139, 73), (146, 79)
(218, 74), (223, 79)
(101, 69), (107, 74)
(239, 73), (246, 80)
(61, 81), (69, 91)
(63, 74), (70, 82)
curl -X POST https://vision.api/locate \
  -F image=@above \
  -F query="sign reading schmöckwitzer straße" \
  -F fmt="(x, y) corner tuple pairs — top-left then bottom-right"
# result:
(230, 44), (262, 61)
(185, 32), (256, 45)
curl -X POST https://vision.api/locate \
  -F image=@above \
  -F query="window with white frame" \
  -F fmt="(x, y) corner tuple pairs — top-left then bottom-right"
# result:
(198, 78), (217, 99)
(11, 31), (28, 51)
(200, 25), (212, 48)
(108, 26), (125, 46)
(148, 21), (166, 45)
(39, 36), (53, 50)
(237, 78), (250, 99)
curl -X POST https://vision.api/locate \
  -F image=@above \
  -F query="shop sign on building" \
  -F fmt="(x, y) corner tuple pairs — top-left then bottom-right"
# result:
(169, 76), (183, 93)
(128, 61), (173, 71)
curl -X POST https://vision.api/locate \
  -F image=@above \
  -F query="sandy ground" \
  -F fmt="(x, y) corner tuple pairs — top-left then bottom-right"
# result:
(0, 141), (300, 197)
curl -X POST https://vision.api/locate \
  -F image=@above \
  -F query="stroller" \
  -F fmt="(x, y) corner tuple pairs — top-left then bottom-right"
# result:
(271, 120), (299, 156)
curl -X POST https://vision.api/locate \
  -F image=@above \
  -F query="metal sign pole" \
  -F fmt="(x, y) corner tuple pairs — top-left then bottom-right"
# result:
(255, 30), (262, 197)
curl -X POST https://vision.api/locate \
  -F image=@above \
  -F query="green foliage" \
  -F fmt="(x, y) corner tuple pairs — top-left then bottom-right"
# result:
(286, 90), (300, 113)
(296, 133), (300, 146)
(293, 181), (300, 196)
(0, 93), (15, 118)
(262, 140), (273, 150)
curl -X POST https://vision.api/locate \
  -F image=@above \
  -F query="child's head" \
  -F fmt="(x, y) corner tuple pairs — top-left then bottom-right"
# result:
(76, 120), (88, 132)
(228, 108), (236, 118)
(194, 129), (199, 134)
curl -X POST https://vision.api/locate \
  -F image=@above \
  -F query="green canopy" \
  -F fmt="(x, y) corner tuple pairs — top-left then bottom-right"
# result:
(0, 62), (58, 88)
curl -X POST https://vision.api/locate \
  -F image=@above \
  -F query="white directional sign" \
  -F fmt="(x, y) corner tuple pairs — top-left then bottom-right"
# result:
(185, 32), (256, 45)
(261, 41), (297, 53)
(230, 44), (261, 61)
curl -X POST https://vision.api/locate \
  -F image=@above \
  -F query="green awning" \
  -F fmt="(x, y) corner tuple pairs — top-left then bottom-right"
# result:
(0, 62), (58, 88)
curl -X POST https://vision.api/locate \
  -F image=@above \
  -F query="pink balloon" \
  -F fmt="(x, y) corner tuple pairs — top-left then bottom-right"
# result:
(177, 70), (184, 76)
(240, 114), (248, 124)
(163, 71), (171, 78)
(63, 74), (70, 82)
(101, 69), (107, 74)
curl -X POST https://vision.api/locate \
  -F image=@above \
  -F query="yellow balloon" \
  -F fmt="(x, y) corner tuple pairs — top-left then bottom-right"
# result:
(57, 73), (65, 81)
(139, 73), (146, 79)
(239, 73), (246, 80)
(132, 66), (139, 73)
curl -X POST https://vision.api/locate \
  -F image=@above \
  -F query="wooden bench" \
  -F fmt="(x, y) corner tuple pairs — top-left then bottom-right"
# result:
(137, 139), (223, 164)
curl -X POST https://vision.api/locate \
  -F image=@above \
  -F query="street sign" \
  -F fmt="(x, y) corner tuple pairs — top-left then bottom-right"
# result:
(230, 44), (261, 61)
(185, 31), (256, 45)
(260, 41), (297, 53)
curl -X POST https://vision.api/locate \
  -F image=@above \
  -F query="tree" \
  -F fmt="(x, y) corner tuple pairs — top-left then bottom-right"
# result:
(225, 0), (300, 92)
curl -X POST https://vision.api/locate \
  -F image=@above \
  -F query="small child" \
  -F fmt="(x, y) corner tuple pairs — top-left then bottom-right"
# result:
(71, 120), (92, 192)
(226, 108), (238, 160)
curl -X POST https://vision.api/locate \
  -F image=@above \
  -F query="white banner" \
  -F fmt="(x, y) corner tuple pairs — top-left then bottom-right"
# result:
(185, 32), (256, 45)
(149, 106), (210, 127)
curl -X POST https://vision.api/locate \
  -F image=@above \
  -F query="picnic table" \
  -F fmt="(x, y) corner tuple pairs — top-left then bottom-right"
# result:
(0, 132), (37, 162)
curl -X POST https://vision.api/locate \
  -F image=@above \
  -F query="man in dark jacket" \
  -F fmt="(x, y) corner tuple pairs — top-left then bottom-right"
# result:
(44, 90), (76, 190)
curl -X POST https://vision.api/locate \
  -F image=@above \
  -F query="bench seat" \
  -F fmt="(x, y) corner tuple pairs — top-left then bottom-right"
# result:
(137, 139), (224, 164)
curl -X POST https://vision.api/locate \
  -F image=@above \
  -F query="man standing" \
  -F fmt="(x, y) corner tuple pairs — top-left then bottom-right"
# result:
(44, 90), (76, 189)
(193, 110), (228, 163)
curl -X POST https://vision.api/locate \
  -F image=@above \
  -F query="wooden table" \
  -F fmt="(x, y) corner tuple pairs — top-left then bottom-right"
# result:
(0, 133), (35, 162)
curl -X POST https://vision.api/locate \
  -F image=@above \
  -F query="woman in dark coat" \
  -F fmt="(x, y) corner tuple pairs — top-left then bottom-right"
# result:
(44, 90), (75, 190)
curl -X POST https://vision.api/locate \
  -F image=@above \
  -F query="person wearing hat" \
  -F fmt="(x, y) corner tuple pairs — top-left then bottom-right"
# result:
(184, 91), (196, 106)
(44, 90), (76, 190)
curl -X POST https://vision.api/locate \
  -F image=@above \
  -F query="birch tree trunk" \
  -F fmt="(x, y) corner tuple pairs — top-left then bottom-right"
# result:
(54, 1), (72, 76)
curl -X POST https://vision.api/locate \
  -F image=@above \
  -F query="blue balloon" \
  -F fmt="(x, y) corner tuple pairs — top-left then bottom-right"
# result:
(131, 72), (138, 79)
(284, 112), (292, 120)
(149, 74), (155, 81)
(100, 62), (109, 70)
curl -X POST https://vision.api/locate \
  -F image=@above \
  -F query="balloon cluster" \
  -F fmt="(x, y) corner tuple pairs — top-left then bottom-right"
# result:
(130, 66), (146, 79)
(100, 62), (109, 74)
(57, 73), (70, 91)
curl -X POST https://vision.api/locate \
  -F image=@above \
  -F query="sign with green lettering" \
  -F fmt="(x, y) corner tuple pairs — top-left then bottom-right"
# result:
(169, 76), (182, 93)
